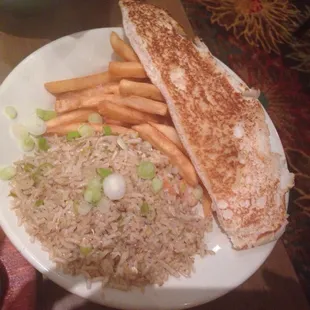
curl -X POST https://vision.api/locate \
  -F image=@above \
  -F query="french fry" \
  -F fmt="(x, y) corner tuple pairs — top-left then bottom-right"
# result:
(100, 94), (167, 116)
(92, 123), (135, 135)
(46, 109), (95, 130)
(55, 83), (120, 114)
(149, 122), (185, 152)
(119, 79), (164, 102)
(44, 72), (120, 94)
(109, 62), (147, 78)
(98, 101), (163, 125)
(46, 122), (134, 136)
(132, 123), (198, 186)
(110, 31), (140, 62)
(105, 118), (130, 127)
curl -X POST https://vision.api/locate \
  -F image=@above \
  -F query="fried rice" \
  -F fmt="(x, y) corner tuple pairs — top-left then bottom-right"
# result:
(9, 132), (210, 290)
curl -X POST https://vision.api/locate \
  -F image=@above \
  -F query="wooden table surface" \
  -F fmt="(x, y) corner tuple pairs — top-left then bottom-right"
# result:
(0, 1), (309, 309)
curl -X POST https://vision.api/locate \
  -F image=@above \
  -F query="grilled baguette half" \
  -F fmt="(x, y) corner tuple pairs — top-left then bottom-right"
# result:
(119, 0), (294, 249)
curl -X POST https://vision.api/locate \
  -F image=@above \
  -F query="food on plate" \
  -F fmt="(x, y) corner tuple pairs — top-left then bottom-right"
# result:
(98, 94), (168, 116)
(46, 109), (95, 131)
(132, 123), (198, 187)
(98, 101), (163, 124)
(55, 83), (120, 114)
(148, 122), (186, 153)
(9, 132), (211, 289)
(0, 0), (296, 295)
(108, 61), (147, 78)
(88, 112), (103, 124)
(120, 0), (294, 249)
(4, 106), (17, 119)
(45, 122), (134, 136)
(45, 72), (120, 94)
(0, 166), (16, 180)
(119, 79), (164, 101)
(36, 109), (57, 121)
(110, 31), (140, 62)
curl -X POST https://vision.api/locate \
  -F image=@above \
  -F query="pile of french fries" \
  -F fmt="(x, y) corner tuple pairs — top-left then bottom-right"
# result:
(44, 31), (212, 218)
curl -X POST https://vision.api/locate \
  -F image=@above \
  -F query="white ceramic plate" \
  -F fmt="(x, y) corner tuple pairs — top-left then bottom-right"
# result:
(0, 28), (287, 310)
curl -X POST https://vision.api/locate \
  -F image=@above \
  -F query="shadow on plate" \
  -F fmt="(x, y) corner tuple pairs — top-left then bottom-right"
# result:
(0, 0), (121, 40)
(5, 268), (306, 310)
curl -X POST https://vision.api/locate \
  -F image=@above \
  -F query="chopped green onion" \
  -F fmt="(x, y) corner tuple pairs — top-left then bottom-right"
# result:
(84, 188), (93, 203)
(31, 163), (53, 184)
(38, 137), (49, 151)
(84, 187), (101, 204)
(80, 246), (92, 256)
(23, 163), (35, 172)
(91, 188), (102, 204)
(23, 115), (46, 136)
(0, 166), (16, 181)
(152, 177), (163, 194)
(11, 124), (29, 140)
(137, 161), (156, 180)
(35, 199), (44, 207)
(103, 125), (112, 136)
(21, 136), (35, 152)
(66, 131), (81, 141)
(96, 168), (112, 179)
(140, 202), (150, 216)
(86, 177), (102, 204)
(36, 109), (57, 121)
(88, 113), (103, 124)
(87, 177), (102, 189)
(37, 163), (53, 172)
(8, 191), (17, 198)
(4, 106), (17, 119)
(193, 185), (203, 200)
(78, 124), (94, 137)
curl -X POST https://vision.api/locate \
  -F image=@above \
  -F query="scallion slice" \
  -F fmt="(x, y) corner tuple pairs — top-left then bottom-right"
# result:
(0, 166), (16, 180)
(4, 106), (17, 119)
(137, 161), (155, 180)
(66, 131), (81, 141)
(36, 109), (57, 121)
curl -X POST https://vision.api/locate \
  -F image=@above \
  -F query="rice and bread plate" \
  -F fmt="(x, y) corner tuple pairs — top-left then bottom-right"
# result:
(0, 0), (294, 308)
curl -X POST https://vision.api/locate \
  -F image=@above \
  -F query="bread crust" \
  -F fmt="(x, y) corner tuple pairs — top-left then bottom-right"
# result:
(120, 0), (294, 249)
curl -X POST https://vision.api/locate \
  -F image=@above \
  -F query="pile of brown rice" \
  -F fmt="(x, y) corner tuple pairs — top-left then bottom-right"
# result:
(10, 132), (209, 290)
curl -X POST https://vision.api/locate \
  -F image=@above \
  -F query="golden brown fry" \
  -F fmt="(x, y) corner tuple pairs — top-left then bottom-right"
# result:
(93, 123), (135, 135)
(119, 79), (164, 101)
(55, 83), (120, 114)
(46, 109), (94, 130)
(98, 101), (162, 125)
(45, 123), (82, 135)
(149, 122), (185, 152)
(46, 122), (134, 136)
(104, 118), (130, 127)
(44, 72), (120, 94)
(100, 94), (167, 116)
(109, 62), (147, 78)
(132, 123), (198, 186)
(110, 31), (140, 62)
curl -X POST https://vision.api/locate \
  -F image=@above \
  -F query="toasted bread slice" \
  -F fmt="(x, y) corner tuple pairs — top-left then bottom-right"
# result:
(120, 0), (294, 249)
